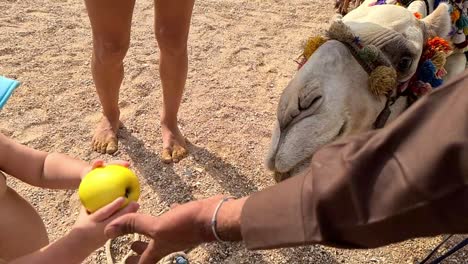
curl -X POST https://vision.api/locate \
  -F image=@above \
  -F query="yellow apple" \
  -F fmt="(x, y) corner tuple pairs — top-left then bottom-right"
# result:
(79, 165), (140, 213)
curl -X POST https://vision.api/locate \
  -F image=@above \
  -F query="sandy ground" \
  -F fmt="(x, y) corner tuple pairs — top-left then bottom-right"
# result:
(1, 0), (467, 263)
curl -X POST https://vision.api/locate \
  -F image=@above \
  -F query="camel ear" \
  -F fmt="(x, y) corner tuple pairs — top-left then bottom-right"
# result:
(422, 3), (451, 38)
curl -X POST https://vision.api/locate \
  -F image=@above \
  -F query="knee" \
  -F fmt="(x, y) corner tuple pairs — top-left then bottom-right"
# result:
(93, 38), (130, 66)
(155, 27), (188, 57)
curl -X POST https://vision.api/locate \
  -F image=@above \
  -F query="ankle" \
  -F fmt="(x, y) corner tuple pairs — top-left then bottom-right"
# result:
(160, 117), (178, 130)
(102, 110), (120, 124)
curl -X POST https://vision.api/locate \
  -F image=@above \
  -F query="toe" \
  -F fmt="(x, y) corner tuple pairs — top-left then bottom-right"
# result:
(172, 145), (188, 163)
(92, 138), (99, 152)
(161, 148), (173, 164)
(100, 142), (109, 154)
(97, 142), (106, 154)
(106, 140), (118, 155)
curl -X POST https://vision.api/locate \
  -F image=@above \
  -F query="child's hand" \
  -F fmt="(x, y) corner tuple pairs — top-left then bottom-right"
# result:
(80, 160), (130, 179)
(73, 197), (139, 249)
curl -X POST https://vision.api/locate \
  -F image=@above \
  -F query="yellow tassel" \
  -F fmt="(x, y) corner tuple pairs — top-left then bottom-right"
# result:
(464, 27), (468, 36)
(368, 66), (397, 97)
(431, 51), (446, 69)
(303, 36), (327, 60)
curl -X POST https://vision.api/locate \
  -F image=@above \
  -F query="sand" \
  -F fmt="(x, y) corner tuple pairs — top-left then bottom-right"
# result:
(1, 0), (467, 263)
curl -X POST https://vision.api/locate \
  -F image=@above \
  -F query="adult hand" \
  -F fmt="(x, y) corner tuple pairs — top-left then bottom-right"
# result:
(105, 196), (246, 264)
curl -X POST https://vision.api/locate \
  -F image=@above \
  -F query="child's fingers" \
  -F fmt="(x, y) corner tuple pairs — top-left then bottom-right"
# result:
(107, 160), (130, 167)
(90, 159), (105, 169)
(105, 202), (140, 223)
(92, 197), (126, 221)
(131, 241), (149, 254)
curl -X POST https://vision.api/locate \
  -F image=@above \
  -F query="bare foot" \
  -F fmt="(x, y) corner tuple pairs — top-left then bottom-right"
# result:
(92, 115), (121, 155)
(161, 123), (187, 163)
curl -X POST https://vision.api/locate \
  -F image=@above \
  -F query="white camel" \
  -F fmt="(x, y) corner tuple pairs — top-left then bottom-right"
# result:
(266, 3), (455, 182)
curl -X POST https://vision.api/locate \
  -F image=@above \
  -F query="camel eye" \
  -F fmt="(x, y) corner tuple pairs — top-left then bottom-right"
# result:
(397, 56), (413, 72)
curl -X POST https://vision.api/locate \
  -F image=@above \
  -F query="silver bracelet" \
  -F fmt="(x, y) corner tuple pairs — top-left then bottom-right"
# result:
(211, 196), (235, 242)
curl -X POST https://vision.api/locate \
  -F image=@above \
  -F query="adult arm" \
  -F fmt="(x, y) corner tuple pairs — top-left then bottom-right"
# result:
(242, 70), (468, 249)
(105, 71), (468, 263)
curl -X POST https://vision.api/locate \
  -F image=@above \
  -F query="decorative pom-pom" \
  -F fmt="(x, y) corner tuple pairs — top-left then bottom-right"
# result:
(414, 12), (422, 19)
(302, 36), (327, 60)
(431, 51), (446, 69)
(453, 30), (466, 44)
(427, 37), (453, 53)
(456, 15), (468, 29)
(358, 45), (380, 63)
(430, 77), (443, 88)
(368, 66), (397, 97)
(436, 68), (447, 78)
(454, 40), (468, 49)
(417, 60), (437, 83)
(451, 9), (461, 22)
(328, 20), (355, 43)
(410, 81), (432, 97)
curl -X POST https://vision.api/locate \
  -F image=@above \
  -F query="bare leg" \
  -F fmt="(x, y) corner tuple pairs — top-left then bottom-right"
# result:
(84, 0), (135, 154)
(155, 0), (195, 163)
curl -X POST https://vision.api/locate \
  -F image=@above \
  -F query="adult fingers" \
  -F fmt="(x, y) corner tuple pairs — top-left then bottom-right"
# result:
(138, 240), (164, 264)
(105, 213), (157, 239)
(131, 241), (148, 255)
(125, 256), (140, 264)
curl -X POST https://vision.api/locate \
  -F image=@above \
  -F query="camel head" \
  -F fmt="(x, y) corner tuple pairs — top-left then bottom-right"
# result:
(267, 3), (451, 182)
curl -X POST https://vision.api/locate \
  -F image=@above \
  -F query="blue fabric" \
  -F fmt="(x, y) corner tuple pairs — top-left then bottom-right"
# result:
(0, 76), (20, 109)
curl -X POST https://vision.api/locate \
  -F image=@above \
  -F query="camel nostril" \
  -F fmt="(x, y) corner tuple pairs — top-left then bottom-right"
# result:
(299, 95), (323, 111)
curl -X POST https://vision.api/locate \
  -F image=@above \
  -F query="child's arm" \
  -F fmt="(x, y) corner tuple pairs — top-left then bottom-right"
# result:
(0, 133), (89, 189)
(9, 198), (139, 264)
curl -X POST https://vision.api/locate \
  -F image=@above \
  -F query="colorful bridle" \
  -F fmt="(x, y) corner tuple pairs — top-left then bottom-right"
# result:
(296, 18), (452, 128)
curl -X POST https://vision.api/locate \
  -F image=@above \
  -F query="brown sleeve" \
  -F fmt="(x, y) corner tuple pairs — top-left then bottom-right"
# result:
(241, 70), (468, 250)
